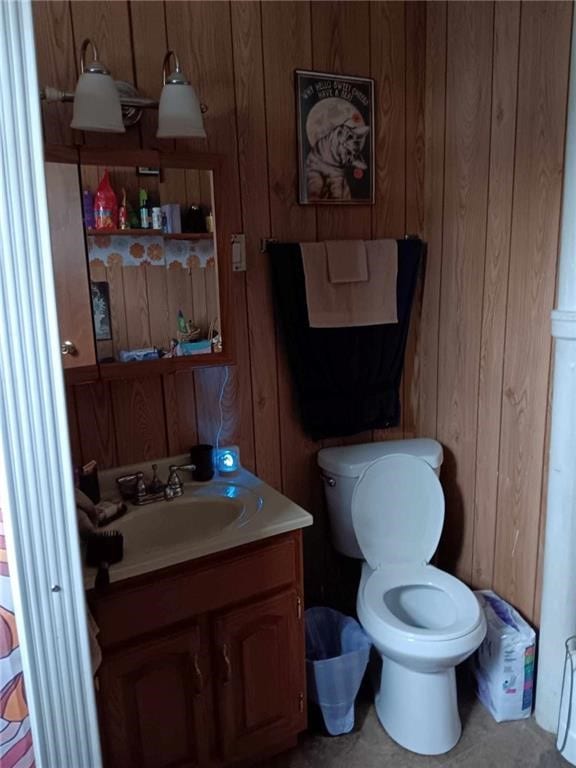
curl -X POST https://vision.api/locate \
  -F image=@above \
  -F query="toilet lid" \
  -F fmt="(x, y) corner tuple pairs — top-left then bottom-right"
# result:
(351, 454), (444, 568)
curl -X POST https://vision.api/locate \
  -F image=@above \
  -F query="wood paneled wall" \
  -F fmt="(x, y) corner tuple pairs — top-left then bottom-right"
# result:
(424, 1), (571, 623)
(34, 1), (571, 623)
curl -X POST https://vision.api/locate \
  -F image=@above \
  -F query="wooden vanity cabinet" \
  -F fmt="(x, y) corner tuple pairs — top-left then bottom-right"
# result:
(90, 531), (306, 768)
(97, 623), (212, 768)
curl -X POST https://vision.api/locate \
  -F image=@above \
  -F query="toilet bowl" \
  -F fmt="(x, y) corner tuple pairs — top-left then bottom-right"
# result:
(317, 441), (486, 756)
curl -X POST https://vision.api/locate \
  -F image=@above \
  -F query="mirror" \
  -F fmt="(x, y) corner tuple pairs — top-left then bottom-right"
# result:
(44, 149), (230, 376)
(81, 162), (221, 365)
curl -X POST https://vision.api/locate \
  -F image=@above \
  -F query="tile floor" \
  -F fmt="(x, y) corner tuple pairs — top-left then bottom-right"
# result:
(270, 678), (568, 767)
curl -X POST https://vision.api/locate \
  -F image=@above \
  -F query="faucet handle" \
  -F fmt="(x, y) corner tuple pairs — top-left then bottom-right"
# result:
(135, 471), (147, 500)
(177, 463), (196, 473)
(166, 465), (184, 497)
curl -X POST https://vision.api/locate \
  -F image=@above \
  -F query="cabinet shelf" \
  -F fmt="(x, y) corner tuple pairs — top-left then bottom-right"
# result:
(86, 228), (213, 241)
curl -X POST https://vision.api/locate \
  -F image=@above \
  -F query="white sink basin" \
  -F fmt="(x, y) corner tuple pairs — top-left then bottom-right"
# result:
(108, 482), (262, 553)
(86, 463), (313, 587)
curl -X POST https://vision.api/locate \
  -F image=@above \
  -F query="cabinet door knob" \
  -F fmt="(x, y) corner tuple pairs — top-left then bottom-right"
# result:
(221, 643), (232, 684)
(61, 340), (78, 356)
(192, 652), (203, 695)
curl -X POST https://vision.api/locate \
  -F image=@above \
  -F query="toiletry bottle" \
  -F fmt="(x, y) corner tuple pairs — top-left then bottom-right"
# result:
(151, 206), (162, 231)
(119, 188), (128, 230)
(139, 188), (149, 229)
(94, 170), (118, 230)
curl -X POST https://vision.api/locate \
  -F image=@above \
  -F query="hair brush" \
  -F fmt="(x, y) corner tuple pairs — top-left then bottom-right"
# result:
(85, 530), (124, 590)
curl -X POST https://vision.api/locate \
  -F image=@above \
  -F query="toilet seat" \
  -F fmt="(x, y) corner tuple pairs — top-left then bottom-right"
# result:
(360, 564), (482, 642)
(352, 455), (482, 644)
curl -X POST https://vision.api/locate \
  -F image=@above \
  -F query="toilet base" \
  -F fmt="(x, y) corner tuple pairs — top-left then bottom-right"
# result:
(375, 655), (461, 755)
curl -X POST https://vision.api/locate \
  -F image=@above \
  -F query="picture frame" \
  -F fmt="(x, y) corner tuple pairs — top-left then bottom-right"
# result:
(295, 69), (375, 205)
(91, 281), (112, 341)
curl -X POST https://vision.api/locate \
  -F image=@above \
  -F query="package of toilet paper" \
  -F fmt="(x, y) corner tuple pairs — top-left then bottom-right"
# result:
(471, 590), (536, 723)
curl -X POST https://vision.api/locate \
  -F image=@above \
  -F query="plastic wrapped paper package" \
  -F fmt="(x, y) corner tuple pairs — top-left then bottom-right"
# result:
(471, 590), (536, 722)
(305, 607), (371, 735)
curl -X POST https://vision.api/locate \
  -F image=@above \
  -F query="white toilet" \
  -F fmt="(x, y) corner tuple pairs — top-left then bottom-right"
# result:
(317, 438), (486, 756)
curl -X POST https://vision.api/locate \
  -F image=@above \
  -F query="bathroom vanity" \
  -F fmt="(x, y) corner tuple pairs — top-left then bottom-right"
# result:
(87, 463), (312, 768)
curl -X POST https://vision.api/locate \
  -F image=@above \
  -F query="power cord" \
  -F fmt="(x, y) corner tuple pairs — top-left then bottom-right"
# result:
(215, 365), (229, 462)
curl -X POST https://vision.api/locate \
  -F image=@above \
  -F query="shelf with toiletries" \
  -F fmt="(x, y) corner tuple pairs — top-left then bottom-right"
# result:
(44, 146), (233, 379)
(86, 229), (214, 241)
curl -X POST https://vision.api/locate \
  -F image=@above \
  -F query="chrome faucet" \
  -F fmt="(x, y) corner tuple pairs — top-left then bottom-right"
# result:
(166, 464), (196, 498)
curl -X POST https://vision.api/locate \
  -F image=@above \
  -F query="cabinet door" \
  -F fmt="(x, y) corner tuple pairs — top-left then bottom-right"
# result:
(97, 624), (211, 768)
(213, 589), (306, 763)
(44, 162), (96, 368)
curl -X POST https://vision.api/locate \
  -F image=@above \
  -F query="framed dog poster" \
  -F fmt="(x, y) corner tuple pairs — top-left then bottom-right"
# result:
(296, 70), (375, 205)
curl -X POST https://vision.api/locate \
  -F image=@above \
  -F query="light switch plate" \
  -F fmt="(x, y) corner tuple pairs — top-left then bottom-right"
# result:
(231, 234), (246, 272)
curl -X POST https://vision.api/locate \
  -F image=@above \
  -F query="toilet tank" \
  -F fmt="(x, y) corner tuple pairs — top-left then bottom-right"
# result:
(317, 438), (444, 559)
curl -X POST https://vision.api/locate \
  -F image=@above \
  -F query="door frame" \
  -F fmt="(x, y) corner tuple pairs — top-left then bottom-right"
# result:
(0, 2), (102, 766)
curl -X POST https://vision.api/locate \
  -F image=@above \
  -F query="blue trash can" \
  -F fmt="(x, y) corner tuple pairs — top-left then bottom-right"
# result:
(305, 607), (372, 735)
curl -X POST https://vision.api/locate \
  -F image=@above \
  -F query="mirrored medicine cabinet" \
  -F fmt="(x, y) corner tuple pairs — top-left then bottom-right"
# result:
(44, 147), (233, 383)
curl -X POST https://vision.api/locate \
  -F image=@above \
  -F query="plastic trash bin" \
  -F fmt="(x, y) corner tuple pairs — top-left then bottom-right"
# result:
(305, 607), (371, 735)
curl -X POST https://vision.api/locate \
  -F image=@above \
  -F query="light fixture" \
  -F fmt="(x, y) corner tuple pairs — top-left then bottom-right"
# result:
(70, 39), (125, 133)
(157, 51), (206, 139)
(41, 44), (207, 138)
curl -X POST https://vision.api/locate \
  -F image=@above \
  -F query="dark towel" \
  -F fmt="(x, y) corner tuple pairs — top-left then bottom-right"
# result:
(269, 238), (423, 440)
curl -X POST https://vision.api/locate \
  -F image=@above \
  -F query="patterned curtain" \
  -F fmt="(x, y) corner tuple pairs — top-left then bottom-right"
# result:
(0, 508), (34, 768)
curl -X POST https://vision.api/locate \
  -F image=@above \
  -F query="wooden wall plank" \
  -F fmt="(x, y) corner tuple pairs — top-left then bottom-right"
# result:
(403, 0), (427, 439)
(262, 0), (319, 499)
(436, 0), (494, 583)
(418, 1), (446, 440)
(162, 371), (198, 456)
(128, 1), (171, 150)
(194, 367), (238, 455)
(312, 1), (372, 240)
(65, 386), (83, 467)
(231, 1), (282, 487)
(174, 371), (199, 453)
(472, 1), (521, 589)
(75, 382), (118, 469)
(122, 265), (151, 349)
(146, 265), (170, 349)
(190, 267), (208, 335)
(262, 1), (328, 603)
(494, 0), (572, 617)
(69, 1), (138, 149)
(33, 1), (78, 146)
(370, 0), (407, 441)
(370, 1), (406, 239)
(106, 260), (129, 357)
(534, 371), (554, 625)
(262, 2), (316, 242)
(110, 377), (167, 465)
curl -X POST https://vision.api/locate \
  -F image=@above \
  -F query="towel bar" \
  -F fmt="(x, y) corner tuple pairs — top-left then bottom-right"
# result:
(261, 234), (420, 252)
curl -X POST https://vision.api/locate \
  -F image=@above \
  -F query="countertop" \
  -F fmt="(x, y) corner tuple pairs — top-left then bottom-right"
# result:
(83, 457), (313, 588)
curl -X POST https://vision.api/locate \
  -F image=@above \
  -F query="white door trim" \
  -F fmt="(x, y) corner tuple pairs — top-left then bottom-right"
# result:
(0, 2), (102, 766)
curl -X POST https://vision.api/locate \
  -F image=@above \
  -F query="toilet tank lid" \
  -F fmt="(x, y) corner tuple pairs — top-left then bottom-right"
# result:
(317, 438), (443, 478)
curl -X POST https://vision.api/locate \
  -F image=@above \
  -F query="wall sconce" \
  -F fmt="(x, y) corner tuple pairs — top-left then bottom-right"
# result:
(70, 39), (125, 133)
(41, 39), (207, 138)
(157, 51), (206, 139)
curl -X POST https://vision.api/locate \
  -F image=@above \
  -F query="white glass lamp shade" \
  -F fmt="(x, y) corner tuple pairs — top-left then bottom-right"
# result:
(157, 82), (206, 139)
(71, 71), (125, 133)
